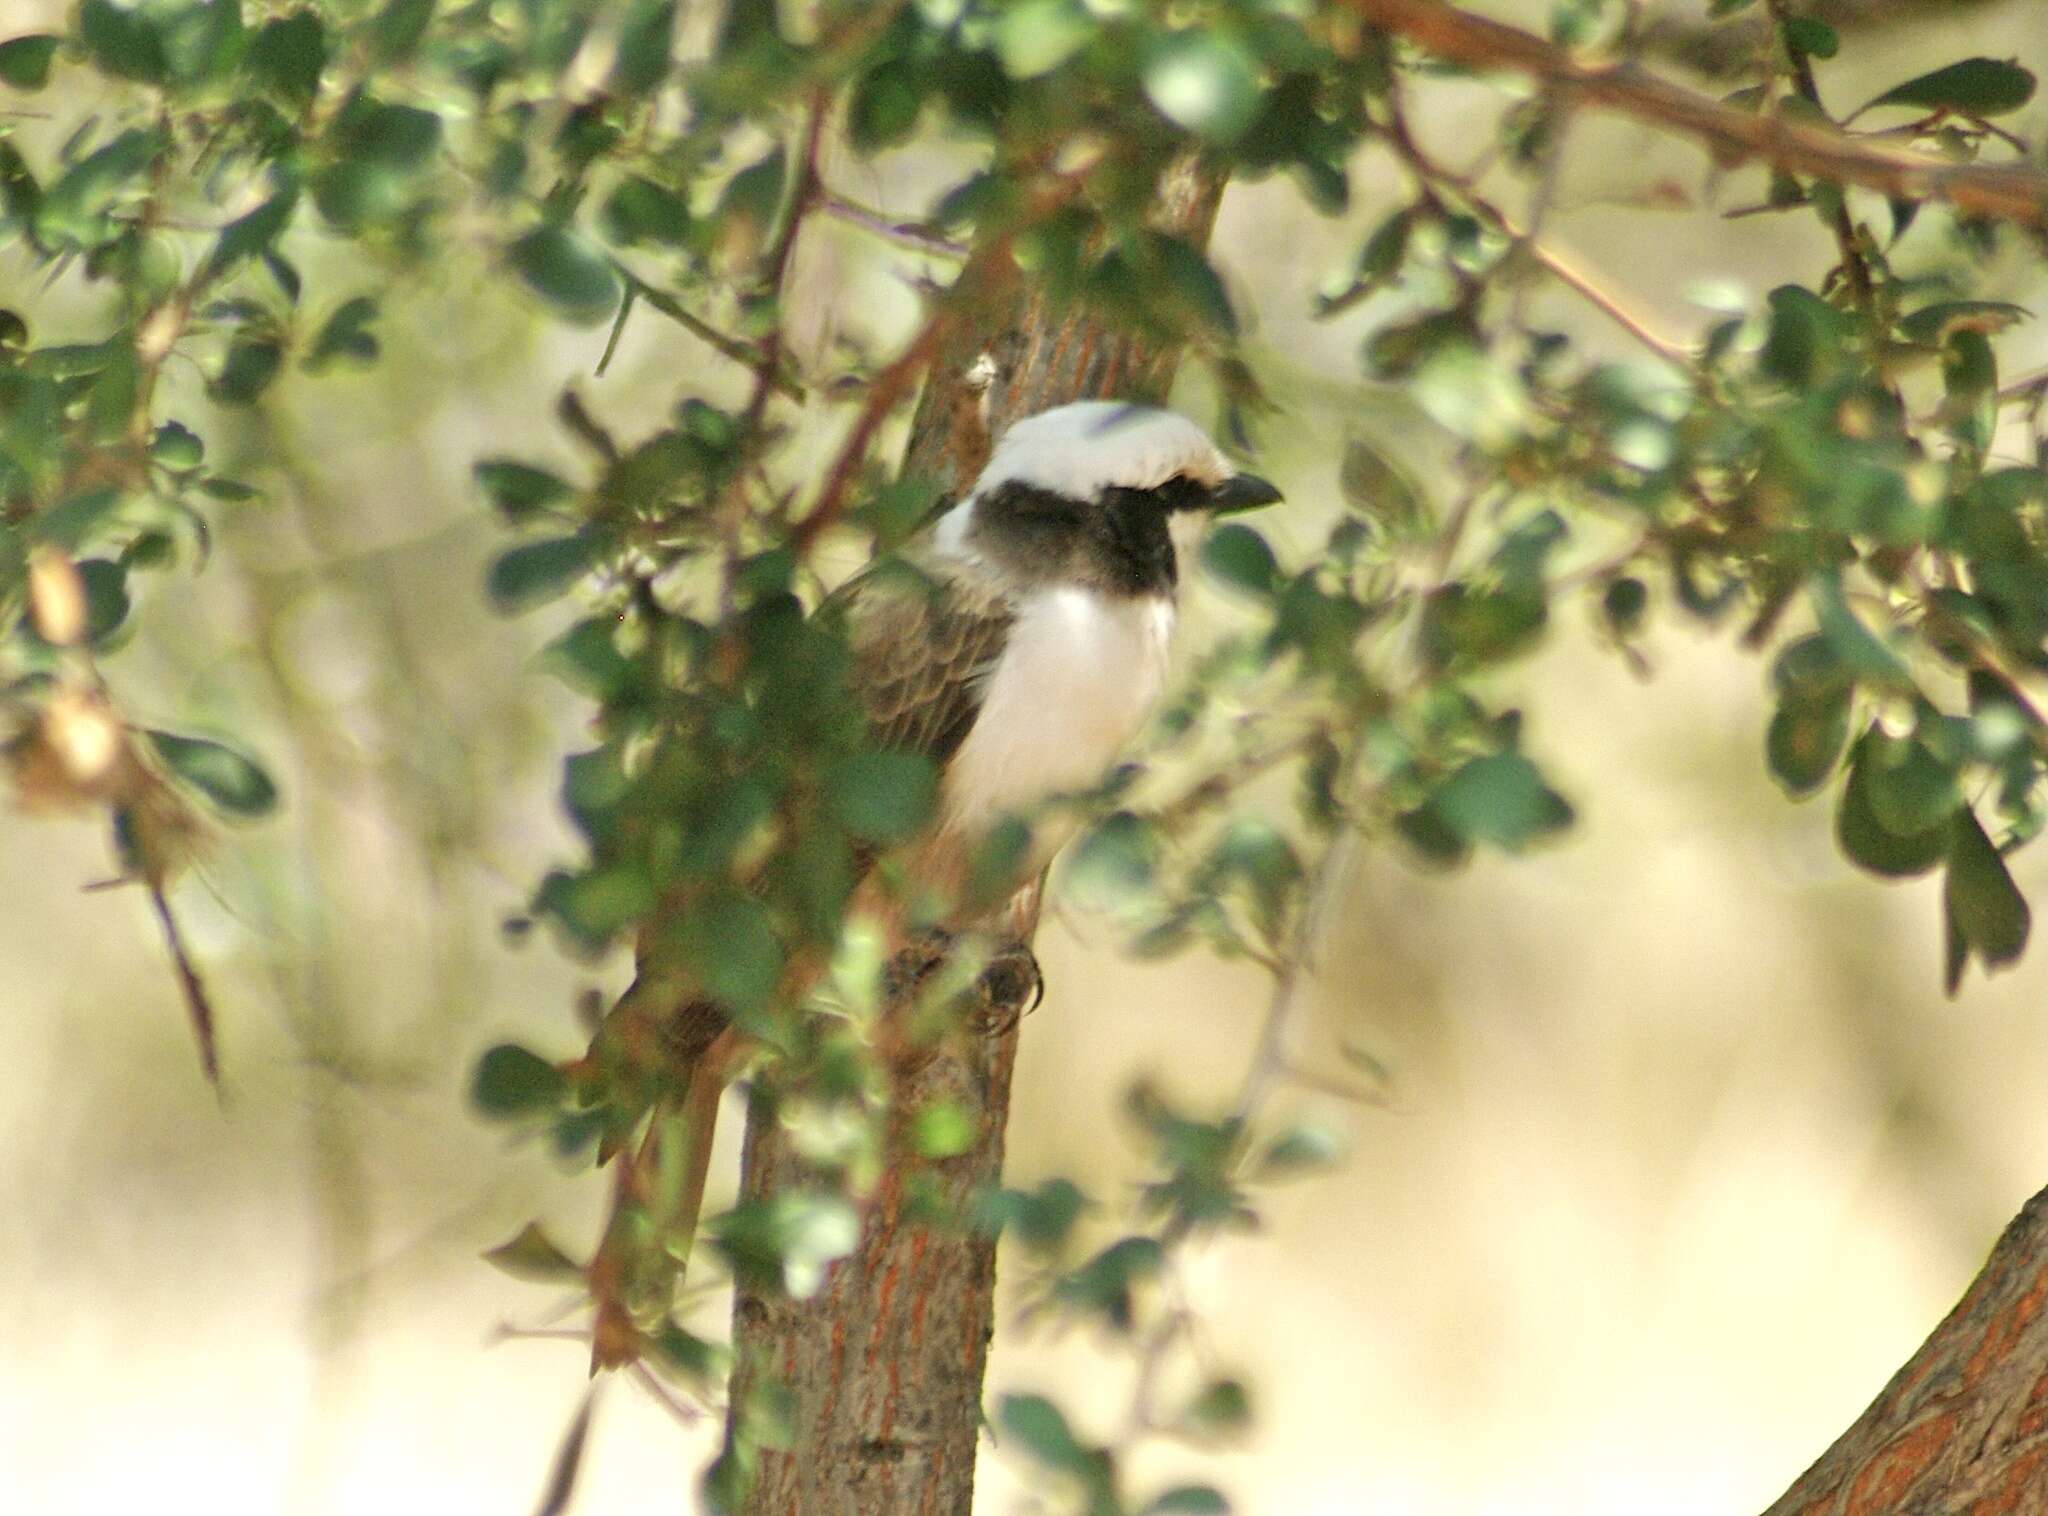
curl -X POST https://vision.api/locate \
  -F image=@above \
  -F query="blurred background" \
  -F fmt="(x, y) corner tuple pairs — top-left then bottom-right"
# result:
(6, 1), (2048, 1511)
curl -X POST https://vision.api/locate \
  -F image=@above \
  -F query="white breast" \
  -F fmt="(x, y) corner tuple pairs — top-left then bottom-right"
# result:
(942, 586), (1175, 837)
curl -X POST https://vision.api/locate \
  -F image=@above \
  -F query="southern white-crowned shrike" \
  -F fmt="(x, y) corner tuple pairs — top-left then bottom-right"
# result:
(601, 399), (1281, 1324)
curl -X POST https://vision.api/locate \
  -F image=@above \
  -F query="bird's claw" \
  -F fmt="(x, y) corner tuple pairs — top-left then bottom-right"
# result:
(882, 930), (1042, 1039)
(972, 942), (1043, 1038)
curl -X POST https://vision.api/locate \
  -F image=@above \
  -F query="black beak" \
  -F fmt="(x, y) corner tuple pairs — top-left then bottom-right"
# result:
(1209, 472), (1283, 514)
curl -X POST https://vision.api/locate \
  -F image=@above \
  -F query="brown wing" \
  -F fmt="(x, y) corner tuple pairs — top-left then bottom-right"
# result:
(624, 554), (1011, 1079)
(832, 556), (1014, 765)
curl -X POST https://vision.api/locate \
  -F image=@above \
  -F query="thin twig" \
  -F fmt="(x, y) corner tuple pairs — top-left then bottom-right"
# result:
(595, 280), (636, 378)
(629, 1363), (711, 1425)
(557, 389), (619, 463)
(816, 193), (969, 259)
(788, 162), (1097, 556)
(618, 271), (806, 399)
(1517, 232), (1690, 364)
(149, 881), (220, 1091)
(1380, 89), (1690, 365)
(1228, 828), (1360, 1125)
(1343, 0), (2048, 226)
(788, 313), (950, 556)
(1766, 0), (1877, 311)
(1997, 366), (2048, 404)
(712, 89), (831, 601)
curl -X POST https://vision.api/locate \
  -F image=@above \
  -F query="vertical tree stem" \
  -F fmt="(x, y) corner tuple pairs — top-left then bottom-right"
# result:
(722, 158), (1229, 1516)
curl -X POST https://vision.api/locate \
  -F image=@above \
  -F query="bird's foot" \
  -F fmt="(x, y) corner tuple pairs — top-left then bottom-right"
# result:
(883, 930), (1042, 1039)
(972, 941), (1043, 1039)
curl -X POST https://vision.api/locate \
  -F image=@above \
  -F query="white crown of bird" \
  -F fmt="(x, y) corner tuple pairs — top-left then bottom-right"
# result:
(970, 401), (1237, 503)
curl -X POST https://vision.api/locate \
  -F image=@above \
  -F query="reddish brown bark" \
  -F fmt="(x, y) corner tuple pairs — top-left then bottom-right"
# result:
(1764, 1183), (2048, 1515)
(722, 161), (1228, 1516)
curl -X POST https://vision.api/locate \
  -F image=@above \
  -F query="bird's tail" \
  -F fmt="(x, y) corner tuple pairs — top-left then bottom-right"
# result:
(587, 998), (732, 1373)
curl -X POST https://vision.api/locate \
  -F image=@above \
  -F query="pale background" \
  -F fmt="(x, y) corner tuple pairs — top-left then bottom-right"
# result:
(6, 2), (2048, 1512)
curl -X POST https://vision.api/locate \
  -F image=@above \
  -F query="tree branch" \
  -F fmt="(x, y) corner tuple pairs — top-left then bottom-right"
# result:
(1341, 0), (2048, 227)
(1762, 1181), (2048, 1515)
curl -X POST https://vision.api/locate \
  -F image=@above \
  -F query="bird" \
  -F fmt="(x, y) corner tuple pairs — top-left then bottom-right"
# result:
(589, 399), (1280, 1362)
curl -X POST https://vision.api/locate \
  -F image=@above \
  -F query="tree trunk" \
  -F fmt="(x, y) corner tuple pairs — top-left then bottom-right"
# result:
(1763, 1181), (2048, 1515)
(721, 160), (1228, 1516)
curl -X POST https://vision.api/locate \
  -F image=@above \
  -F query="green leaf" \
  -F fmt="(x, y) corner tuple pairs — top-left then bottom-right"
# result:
(486, 533), (603, 614)
(471, 1042), (567, 1118)
(647, 1320), (719, 1382)
(676, 890), (783, 1020)
(302, 295), (380, 372)
(1429, 752), (1573, 850)
(35, 127), (162, 249)
(1143, 1487), (1231, 1516)
(35, 487), (126, 553)
(197, 475), (258, 502)
(78, 0), (168, 83)
(1201, 523), (1277, 596)
(535, 865), (654, 947)
(1064, 811), (1158, 908)
(1339, 432), (1428, 540)
(476, 460), (575, 523)
(481, 1222), (581, 1281)
(1256, 1120), (1344, 1176)
(909, 1100), (975, 1158)
(207, 188), (299, 276)
(600, 175), (691, 247)
(75, 558), (129, 644)
(848, 56), (926, 152)
(153, 0), (243, 84)
(1144, 33), (1261, 143)
(368, 0), (435, 61)
(145, 729), (279, 817)
(1809, 572), (1908, 686)
(1205, 817), (1301, 938)
(1943, 809), (2031, 992)
(994, 0), (1095, 78)
(1056, 1236), (1162, 1329)
(209, 338), (284, 406)
(1782, 16), (1837, 60)
(1860, 57), (2036, 118)
(715, 146), (787, 236)
(1181, 1377), (1252, 1437)
(1861, 731), (1961, 836)
(1420, 581), (1546, 668)
(713, 1192), (860, 1298)
(974, 1178), (1086, 1247)
(329, 94), (442, 168)
(1766, 685), (1851, 797)
(1760, 285), (1850, 388)
(1836, 733), (1950, 878)
(825, 750), (937, 844)
(245, 11), (327, 108)
(1896, 300), (2029, 346)
(151, 420), (204, 469)
(998, 1395), (1091, 1473)
(1155, 235), (1238, 336)
(0, 34), (60, 90)
(540, 618), (637, 701)
(508, 225), (622, 327)
(611, 0), (675, 95)
(1601, 575), (1648, 636)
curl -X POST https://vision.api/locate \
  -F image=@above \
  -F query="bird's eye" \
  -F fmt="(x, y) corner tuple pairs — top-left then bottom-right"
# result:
(1150, 474), (1212, 511)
